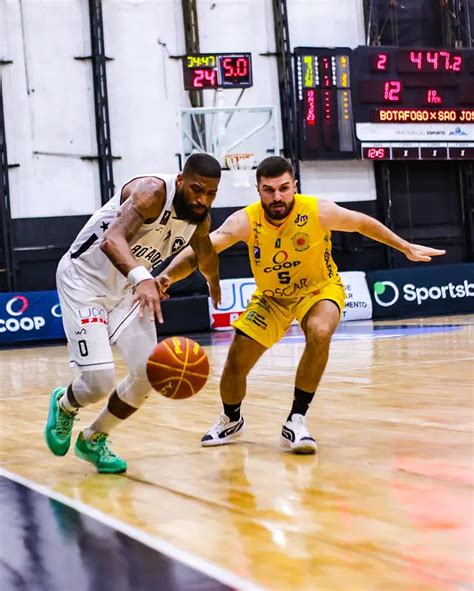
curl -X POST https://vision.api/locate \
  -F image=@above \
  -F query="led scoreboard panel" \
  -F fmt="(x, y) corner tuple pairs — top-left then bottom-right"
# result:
(295, 46), (474, 160)
(183, 53), (252, 90)
(295, 47), (357, 159)
(353, 46), (474, 160)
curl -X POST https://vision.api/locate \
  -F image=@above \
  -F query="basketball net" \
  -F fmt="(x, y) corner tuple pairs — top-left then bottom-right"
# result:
(225, 153), (255, 188)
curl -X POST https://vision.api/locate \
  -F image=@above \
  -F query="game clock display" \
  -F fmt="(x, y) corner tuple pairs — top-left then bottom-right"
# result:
(352, 46), (474, 127)
(183, 53), (252, 90)
(295, 45), (474, 160)
(370, 50), (466, 73)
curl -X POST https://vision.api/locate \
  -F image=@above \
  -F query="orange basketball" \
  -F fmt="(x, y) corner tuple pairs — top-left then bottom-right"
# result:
(146, 336), (209, 399)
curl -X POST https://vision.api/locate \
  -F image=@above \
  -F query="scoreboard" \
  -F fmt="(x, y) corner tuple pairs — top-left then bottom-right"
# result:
(183, 53), (252, 90)
(295, 46), (474, 161)
(295, 47), (356, 159)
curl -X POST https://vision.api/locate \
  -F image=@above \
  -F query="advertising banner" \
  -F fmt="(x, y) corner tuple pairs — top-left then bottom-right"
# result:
(356, 122), (474, 142)
(367, 263), (474, 319)
(209, 271), (372, 330)
(209, 278), (256, 330)
(0, 291), (65, 344)
(339, 271), (373, 321)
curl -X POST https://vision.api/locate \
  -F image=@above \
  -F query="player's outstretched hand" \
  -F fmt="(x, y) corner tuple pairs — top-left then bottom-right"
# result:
(132, 279), (164, 324)
(404, 243), (446, 262)
(207, 273), (221, 309)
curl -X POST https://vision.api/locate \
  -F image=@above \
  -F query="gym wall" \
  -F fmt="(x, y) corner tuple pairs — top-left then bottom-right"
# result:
(2, 1), (468, 293)
(1, 0), (372, 290)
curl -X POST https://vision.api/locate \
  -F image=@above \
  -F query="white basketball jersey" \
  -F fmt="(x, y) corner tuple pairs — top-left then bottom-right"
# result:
(62, 173), (198, 300)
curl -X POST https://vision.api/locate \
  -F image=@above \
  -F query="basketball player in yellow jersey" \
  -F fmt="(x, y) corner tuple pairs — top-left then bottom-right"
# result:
(157, 156), (446, 453)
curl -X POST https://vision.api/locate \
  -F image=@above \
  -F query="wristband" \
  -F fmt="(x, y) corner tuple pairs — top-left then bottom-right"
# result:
(127, 266), (153, 286)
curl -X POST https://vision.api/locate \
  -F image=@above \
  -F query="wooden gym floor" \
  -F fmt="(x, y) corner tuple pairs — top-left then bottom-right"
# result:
(0, 314), (473, 591)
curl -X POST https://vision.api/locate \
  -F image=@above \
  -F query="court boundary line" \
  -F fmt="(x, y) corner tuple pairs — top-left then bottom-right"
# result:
(0, 467), (266, 591)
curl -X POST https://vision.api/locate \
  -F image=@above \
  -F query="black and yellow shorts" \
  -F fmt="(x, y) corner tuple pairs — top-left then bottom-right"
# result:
(232, 282), (345, 348)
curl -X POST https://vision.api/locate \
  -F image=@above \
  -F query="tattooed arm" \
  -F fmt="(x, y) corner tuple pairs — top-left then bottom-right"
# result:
(156, 210), (250, 295)
(100, 177), (166, 275)
(101, 176), (167, 322)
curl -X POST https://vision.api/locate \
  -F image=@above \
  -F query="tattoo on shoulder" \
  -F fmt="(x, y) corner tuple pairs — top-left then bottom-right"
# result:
(131, 202), (147, 222)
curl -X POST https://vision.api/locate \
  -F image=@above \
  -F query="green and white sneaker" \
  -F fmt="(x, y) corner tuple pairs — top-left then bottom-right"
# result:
(75, 431), (127, 474)
(45, 387), (77, 456)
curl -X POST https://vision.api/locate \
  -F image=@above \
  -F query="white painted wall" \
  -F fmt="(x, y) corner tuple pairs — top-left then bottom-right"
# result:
(287, 0), (366, 49)
(2, 0), (100, 218)
(103, 0), (186, 184)
(2, 0), (374, 220)
(300, 160), (376, 202)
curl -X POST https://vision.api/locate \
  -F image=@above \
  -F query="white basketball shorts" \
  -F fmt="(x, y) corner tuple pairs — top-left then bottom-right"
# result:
(56, 257), (146, 370)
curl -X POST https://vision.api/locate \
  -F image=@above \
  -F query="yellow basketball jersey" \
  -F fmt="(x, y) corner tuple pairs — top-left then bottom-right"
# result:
(244, 194), (342, 299)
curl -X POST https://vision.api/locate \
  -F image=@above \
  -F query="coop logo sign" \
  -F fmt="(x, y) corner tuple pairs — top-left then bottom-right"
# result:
(0, 291), (65, 343)
(6, 295), (29, 316)
(0, 296), (46, 333)
(373, 279), (474, 307)
(264, 251), (301, 273)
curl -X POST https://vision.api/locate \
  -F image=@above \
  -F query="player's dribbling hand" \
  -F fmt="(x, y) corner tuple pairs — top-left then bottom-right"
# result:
(404, 243), (446, 262)
(132, 279), (164, 324)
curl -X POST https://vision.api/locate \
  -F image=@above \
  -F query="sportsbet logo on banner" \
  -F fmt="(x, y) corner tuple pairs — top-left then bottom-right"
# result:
(209, 272), (372, 330)
(373, 279), (474, 307)
(368, 263), (474, 318)
(373, 281), (400, 307)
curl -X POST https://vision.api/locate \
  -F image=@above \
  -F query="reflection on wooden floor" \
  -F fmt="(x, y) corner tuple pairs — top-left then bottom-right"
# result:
(1, 315), (473, 590)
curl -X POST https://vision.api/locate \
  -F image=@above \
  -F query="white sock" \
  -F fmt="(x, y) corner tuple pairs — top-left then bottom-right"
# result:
(59, 393), (77, 414)
(83, 408), (123, 440)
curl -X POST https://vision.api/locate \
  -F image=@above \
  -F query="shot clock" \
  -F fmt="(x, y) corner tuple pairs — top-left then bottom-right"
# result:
(295, 46), (474, 161)
(182, 53), (252, 90)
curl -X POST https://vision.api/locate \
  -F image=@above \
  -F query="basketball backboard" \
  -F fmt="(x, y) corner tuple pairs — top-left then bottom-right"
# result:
(179, 106), (280, 206)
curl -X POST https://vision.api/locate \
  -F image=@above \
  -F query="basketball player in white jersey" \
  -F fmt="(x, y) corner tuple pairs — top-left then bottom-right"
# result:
(45, 153), (222, 473)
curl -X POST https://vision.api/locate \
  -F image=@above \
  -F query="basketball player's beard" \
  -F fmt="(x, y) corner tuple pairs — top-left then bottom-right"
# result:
(262, 198), (295, 221)
(173, 189), (209, 224)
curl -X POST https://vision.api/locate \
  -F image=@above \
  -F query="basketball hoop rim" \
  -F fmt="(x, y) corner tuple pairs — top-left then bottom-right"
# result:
(225, 152), (255, 170)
